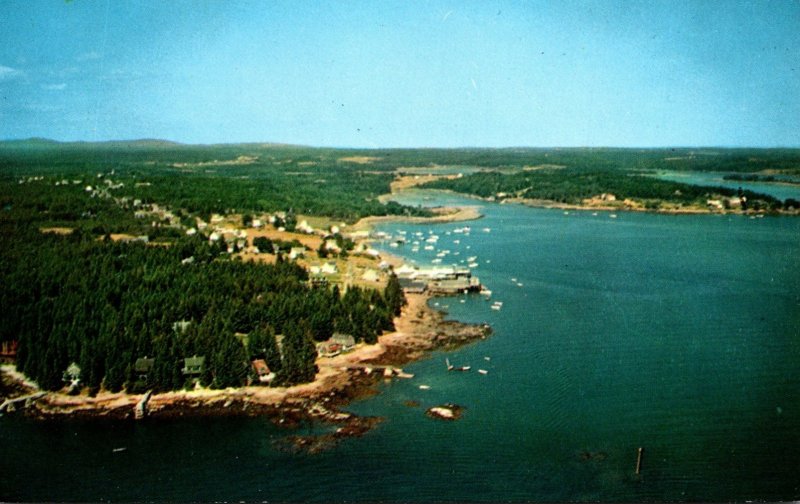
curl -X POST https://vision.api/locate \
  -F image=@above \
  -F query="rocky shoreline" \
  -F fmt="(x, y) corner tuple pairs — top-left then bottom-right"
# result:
(0, 292), (491, 451)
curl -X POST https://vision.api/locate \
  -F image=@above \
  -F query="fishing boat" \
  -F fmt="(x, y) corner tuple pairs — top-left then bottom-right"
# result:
(446, 358), (471, 372)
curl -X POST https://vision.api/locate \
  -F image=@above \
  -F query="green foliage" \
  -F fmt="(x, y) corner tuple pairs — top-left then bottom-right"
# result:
(424, 169), (781, 208)
(384, 273), (406, 317)
(212, 333), (249, 389)
(279, 321), (318, 385)
(0, 227), (395, 391)
(252, 236), (273, 254)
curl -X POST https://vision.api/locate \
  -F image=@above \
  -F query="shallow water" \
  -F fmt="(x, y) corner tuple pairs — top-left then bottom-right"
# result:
(2, 191), (799, 502)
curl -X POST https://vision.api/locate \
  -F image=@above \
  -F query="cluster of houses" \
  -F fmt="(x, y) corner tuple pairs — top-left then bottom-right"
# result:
(131, 354), (277, 387)
(707, 196), (748, 211)
(84, 173), (126, 200)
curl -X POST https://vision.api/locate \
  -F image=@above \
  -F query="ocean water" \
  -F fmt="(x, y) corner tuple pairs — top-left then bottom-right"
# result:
(2, 191), (799, 502)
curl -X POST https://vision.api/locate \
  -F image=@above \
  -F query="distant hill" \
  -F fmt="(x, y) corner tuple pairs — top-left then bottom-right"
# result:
(0, 138), (185, 150)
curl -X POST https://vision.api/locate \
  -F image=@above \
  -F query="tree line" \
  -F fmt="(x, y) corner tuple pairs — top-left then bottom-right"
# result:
(0, 230), (405, 393)
(423, 169), (786, 210)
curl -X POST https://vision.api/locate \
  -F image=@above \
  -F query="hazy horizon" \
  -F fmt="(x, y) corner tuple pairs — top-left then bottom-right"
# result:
(6, 136), (800, 151)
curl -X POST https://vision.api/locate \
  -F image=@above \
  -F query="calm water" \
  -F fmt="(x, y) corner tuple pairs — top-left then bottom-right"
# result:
(2, 191), (799, 502)
(650, 170), (800, 202)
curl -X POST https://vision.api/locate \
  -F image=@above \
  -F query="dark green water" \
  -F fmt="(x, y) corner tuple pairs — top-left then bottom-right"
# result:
(2, 191), (799, 502)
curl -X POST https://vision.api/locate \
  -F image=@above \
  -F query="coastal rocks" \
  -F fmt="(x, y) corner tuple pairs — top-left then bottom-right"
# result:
(274, 416), (383, 455)
(426, 403), (464, 421)
(0, 392), (47, 415)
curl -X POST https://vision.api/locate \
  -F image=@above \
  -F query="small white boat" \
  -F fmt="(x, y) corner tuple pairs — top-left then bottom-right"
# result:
(468, 262), (479, 268)
(446, 358), (470, 371)
(610, 214), (618, 219)
(484, 356), (491, 361)
(419, 385), (431, 390)
(482, 227), (491, 233)
(478, 369), (489, 375)
(490, 304), (502, 311)
(480, 289), (492, 297)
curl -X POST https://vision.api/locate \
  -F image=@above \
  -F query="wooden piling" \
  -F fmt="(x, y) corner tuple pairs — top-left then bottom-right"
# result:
(635, 447), (643, 475)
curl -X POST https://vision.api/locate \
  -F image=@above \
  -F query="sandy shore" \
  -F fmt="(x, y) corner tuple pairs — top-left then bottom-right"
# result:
(352, 205), (482, 231)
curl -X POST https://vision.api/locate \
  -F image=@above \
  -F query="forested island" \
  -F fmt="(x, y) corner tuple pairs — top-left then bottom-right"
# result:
(2, 140), (799, 419)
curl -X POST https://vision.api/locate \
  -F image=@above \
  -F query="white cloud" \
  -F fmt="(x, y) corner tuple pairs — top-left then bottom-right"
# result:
(41, 83), (67, 91)
(0, 65), (23, 81)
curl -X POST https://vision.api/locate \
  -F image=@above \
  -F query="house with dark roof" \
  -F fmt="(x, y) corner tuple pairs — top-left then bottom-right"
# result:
(134, 357), (155, 381)
(182, 356), (205, 377)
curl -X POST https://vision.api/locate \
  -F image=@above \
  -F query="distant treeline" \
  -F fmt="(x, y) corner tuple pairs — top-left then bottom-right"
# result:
(423, 169), (788, 210)
(0, 140), (433, 224)
(0, 230), (405, 392)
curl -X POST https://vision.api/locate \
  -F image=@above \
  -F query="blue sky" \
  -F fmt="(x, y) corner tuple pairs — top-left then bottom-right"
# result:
(1, 0), (798, 147)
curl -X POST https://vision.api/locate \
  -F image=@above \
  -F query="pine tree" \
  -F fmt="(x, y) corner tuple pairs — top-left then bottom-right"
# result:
(384, 273), (406, 317)
(279, 321), (318, 385)
(212, 333), (248, 389)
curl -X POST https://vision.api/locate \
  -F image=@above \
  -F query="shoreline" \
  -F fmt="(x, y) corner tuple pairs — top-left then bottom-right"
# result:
(0, 292), (490, 446)
(507, 196), (800, 216)
(352, 205), (482, 231)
